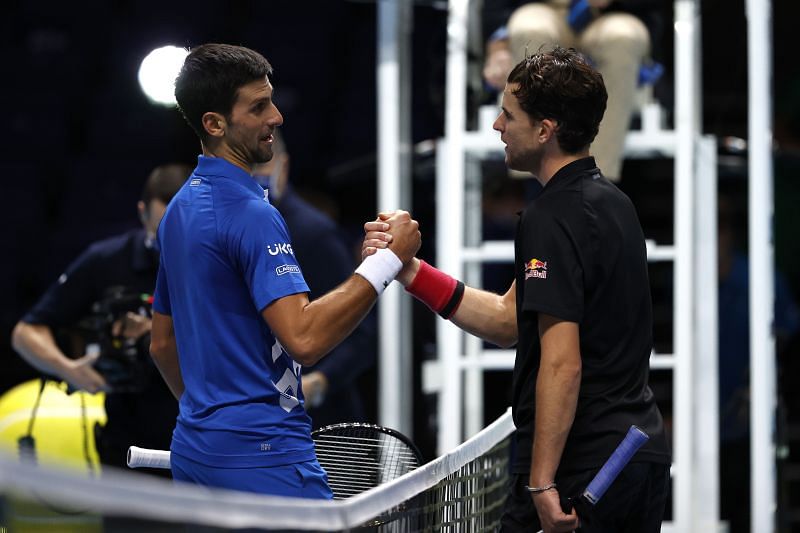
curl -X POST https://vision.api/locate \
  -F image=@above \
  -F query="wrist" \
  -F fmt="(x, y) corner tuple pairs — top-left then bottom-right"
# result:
(525, 482), (557, 495)
(405, 260), (465, 319)
(355, 248), (403, 295)
(397, 257), (421, 287)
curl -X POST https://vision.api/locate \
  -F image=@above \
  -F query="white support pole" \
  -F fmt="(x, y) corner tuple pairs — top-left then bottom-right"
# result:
(463, 156), (484, 439)
(673, 1), (700, 530)
(377, 0), (413, 435)
(437, 0), (470, 454)
(694, 135), (720, 530)
(746, 0), (776, 531)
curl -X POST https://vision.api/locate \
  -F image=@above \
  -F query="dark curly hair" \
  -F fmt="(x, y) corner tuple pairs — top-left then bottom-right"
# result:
(507, 46), (607, 153)
(175, 43), (273, 143)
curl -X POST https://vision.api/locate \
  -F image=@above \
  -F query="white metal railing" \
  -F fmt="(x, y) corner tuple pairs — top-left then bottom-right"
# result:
(746, 0), (776, 531)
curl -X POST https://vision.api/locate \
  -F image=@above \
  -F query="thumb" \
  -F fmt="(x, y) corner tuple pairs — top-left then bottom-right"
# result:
(77, 349), (101, 367)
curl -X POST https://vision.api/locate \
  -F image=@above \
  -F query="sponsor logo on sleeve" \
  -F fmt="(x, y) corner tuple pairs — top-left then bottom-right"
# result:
(267, 243), (294, 256)
(276, 264), (301, 276)
(524, 258), (548, 280)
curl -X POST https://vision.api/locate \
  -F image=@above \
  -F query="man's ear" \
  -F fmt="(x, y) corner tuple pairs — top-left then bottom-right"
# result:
(137, 200), (147, 222)
(202, 112), (226, 138)
(539, 118), (558, 144)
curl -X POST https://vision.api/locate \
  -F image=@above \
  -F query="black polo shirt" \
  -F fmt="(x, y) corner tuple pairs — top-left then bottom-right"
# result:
(23, 227), (177, 468)
(511, 157), (670, 475)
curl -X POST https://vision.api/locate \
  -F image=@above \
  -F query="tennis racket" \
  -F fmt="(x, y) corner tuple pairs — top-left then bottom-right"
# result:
(127, 422), (424, 500)
(311, 422), (424, 500)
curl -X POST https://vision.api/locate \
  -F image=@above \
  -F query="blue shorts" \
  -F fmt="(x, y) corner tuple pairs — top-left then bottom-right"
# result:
(171, 453), (333, 499)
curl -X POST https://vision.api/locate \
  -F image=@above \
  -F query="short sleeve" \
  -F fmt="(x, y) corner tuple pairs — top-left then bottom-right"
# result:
(518, 210), (583, 322)
(22, 245), (101, 327)
(152, 260), (171, 315)
(229, 201), (309, 311)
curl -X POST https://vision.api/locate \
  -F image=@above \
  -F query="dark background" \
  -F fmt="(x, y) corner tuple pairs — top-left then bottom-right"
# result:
(3, 0), (800, 481)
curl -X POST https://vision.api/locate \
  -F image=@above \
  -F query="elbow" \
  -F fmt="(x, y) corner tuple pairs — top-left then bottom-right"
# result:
(493, 319), (519, 349)
(287, 343), (324, 367)
(494, 329), (518, 349)
(282, 336), (327, 367)
(11, 322), (30, 353)
(559, 359), (582, 386)
(493, 336), (516, 350)
(149, 338), (169, 362)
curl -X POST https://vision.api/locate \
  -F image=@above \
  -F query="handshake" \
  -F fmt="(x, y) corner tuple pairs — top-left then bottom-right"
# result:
(356, 209), (464, 322)
(358, 210), (422, 290)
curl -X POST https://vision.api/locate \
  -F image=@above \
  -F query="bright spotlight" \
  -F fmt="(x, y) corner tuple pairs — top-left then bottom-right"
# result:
(138, 45), (189, 106)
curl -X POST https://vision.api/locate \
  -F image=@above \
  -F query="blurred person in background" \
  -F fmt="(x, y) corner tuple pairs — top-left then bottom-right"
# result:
(252, 131), (377, 430)
(11, 164), (191, 471)
(481, 0), (663, 182)
(716, 193), (799, 533)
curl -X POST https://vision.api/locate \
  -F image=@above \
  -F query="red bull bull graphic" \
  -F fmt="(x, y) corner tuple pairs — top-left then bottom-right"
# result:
(524, 258), (548, 279)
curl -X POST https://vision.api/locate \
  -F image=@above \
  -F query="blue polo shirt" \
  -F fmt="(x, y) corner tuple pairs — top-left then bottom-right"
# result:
(153, 156), (314, 468)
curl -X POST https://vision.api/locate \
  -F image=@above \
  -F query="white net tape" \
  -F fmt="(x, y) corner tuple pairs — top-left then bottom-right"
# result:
(0, 408), (514, 531)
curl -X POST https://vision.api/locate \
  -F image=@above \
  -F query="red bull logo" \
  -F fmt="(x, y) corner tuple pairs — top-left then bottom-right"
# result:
(524, 258), (548, 280)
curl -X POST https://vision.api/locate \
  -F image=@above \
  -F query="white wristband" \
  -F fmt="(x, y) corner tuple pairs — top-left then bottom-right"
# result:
(355, 248), (403, 295)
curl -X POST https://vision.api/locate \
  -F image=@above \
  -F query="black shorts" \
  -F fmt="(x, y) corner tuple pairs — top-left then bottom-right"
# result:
(500, 462), (669, 533)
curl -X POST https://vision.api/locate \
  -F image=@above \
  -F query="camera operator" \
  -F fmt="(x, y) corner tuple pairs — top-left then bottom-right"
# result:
(11, 164), (190, 472)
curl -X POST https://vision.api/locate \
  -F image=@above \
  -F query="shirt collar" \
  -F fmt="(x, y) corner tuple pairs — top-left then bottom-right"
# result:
(543, 156), (599, 191)
(194, 155), (264, 199)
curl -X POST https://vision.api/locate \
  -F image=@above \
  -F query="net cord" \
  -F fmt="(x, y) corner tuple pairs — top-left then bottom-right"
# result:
(0, 408), (514, 530)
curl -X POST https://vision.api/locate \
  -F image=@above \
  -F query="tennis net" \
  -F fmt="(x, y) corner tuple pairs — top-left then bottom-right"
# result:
(0, 408), (514, 531)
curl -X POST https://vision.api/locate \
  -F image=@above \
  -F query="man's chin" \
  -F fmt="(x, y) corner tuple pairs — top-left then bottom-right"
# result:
(254, 150), (274, 164)
(505, 159), (534, 179)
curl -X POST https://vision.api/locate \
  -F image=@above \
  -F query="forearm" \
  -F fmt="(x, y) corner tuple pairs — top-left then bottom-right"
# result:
(270, 276), (378, 366)
(151, 346), (184, 400)
(530, 355), (581, 486)
(150, 312), (184, 400)
(11, 322), (71, 377)
(399, 258), (517, 347)
(450, 285), (518, 348)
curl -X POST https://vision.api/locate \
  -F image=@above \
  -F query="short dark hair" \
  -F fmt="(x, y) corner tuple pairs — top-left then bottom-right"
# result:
(174, 43), (273, 142)
(141, 164), (192, 205)
(507, 46), (607, 153)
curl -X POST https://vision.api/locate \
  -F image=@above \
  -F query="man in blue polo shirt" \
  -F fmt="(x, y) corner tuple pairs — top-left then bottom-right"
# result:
(149, 43), (420, 498)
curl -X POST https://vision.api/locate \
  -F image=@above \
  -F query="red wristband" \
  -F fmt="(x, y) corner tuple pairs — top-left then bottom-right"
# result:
(405, 260), (465, 319)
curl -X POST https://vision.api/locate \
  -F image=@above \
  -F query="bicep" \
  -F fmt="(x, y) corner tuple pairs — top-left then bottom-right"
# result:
(261, 292), (311, 353)
(538, 314), (580, 366)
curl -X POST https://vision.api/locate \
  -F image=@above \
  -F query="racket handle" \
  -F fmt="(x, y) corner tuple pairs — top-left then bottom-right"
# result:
(583, 426), (649, 504)
(560, 425), (649, 515)
(127, 446), (171, 469)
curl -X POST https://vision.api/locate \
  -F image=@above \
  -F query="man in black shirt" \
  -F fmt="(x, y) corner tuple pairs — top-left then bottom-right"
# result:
(11, 164), (190, 471)
(365, 47), (670, 532)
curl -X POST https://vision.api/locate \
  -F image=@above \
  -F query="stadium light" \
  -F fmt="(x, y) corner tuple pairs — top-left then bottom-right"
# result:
(138, 45), (188, 106)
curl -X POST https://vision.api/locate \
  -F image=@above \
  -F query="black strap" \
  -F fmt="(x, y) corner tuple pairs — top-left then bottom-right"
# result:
(439, 280), (465, 319)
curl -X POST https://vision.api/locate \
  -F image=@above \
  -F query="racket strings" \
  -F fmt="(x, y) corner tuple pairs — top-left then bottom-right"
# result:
(312, 426), (423, 500)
